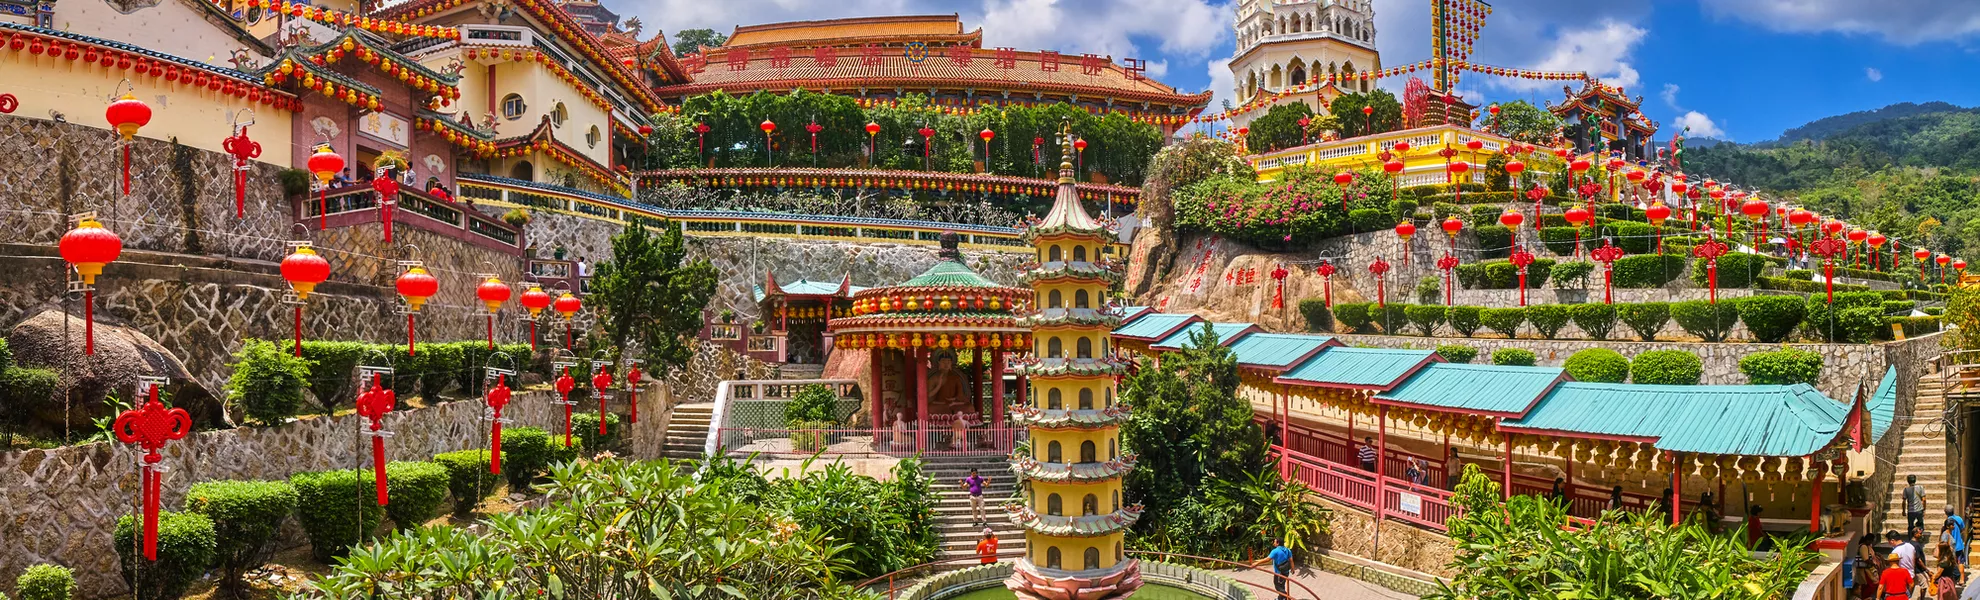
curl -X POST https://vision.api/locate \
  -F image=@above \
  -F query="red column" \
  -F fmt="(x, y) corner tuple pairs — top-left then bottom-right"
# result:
(1376, 405), (1389, 522)
(991, 351), (1005, 428)
(971, 350), (984, 415)
(1501, 435), (1514, 501)
(913, 348), (928, 451)
(1279, 387), (1289, 450)
(1669, 451), (1683, 526)
(1811, 467), (1826, 534)
(869, 348), (885, 428)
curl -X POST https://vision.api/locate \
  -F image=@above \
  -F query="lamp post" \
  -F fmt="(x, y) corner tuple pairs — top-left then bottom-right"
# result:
(1692, 236), (1731, 303)
(1501, 209), (1528, 306)
(1369, 256), (1390, 308)
(1645, 201), (1671, 253)
(1316, 261), (1336, 307)
(1592, 239), (1626, 305)
(1810, 235), (1846, 304)
(1395, 220), (1416, 267)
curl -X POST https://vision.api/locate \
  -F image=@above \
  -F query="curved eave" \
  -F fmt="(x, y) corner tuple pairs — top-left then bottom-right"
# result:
(654, 77), (1212, 110)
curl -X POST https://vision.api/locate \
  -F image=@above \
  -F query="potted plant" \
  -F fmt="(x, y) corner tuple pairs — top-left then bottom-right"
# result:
(751, 319), (767, 334)
(553, 245), (568, 260)
(502, 207), (533, 227)
(718, 309), (736, 324)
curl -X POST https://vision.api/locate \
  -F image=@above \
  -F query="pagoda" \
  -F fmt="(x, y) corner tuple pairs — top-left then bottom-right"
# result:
(1004, 123), (1141, 599)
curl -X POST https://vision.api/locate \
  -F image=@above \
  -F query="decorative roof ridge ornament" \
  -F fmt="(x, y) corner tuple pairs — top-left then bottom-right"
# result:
(936, 229), (962, 262)
(1058, 118), (1076, 184)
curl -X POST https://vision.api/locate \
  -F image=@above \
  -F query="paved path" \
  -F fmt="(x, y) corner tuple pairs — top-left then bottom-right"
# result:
(1214, 566), (1421, 600)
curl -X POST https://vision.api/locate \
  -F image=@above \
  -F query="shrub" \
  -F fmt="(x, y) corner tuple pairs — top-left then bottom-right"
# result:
(1540, 227), (1582, 256)
(1613, 254), (1689, 288)
(297, 340), (368, 411)
(114, 511), (216, 600)
(500, 426), (567, 491)
(1758, 276), (1871, 294)
(277, 168), (312, 196)
(1883, 300), (1918, 315)
(415, 342), (464, 401)
(1549, 262), (1595, 289)
(1381, 303), (1412, 334)
(0, 367), (58, 410)
(1606, 222), (1656, 254)
(1692, 253), (1769, 288)
(224, 339), (312, 426)
(1480, 308), (1526, 338)
(1525, 305), (1570, 339)
(1630, 350), (1703, 385)
(1446, 306), (1482, 336)
(1563, 348), (1630, 383)
(1468, 205), (1501, 227)
(1671, 300), (1741, 342)
(1491, 348), (1537, 366)
(1415, 275), (1442, 304)
(1571, 304), (1619, 340)
(1348, 208), (1390, 233)
(1389, 200), (1418, 223)
(1883, 316), (1943, 339)
(1334, 303), (1375, 333)
(1404, 305), (1447, 336)
(379, 461), (451, 530)
(1784, 269), (1814, 281)
(183, 480), (297, 593)
(432, 450), (499, 516)
(16, 565), (74, 600)
(572, 411), (625, 452)
(1297, 299), (1333, 332)
(784, 383), (841, 426)
(1455, 263), (1486, 289)
(1474, 225), (1512, 259)
(1734, 296), (1807, 343)
(1804, 292), (1884, 343)
(289, 470), (383, 560)
(1927, 306), (1946, 316)
(1618, 302), (1671, 341)
(1739, 348), (1823, 386)
(1435, 344), (1478, 364)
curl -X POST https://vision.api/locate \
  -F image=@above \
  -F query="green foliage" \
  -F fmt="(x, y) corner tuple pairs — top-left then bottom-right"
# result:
(1571, 304), (1619, 340)
(783, 384), (841, 427)
(1804, 292), (1886, 342)
(1563, 349), (1629, 383)
(739, 458), (940, 578)
(1539, 227), (1583, 256)
(0, 338), (12, 372)
(224, 339), (311, 426)
(1243, 103), (1315, 153)
(1739, 348), (1824, 386)
(16, 565), (74, 600)
(0, 367), (58, 418)
(114, 511), (216, 600)
(1613, 254), (1689, 288)
(1446, 306), (1482, 337)
(1173, 166), (1391, 247)
(1883, 300), (1919, 314)
(276, 168), (312, 196)
(1693, 253), (1769, 288)
(184, 480), (297, 594)
(381, 461), (450, 531)
(1480, 259), (1555, 289)
(1454, 263), (1485, 290)
(1348, 208), (1389, 233)
(1926, 306), (1946, 316)
(1334, 302), (1375, 334)
(571, 411), (624, 453)
(432, 449), (498, 516)
(297, 341), (367, 410)
(1474, 225), (1513, 259)
(499, 426), (570, 491)
(1480, 308), (1526, 338)
(1758, 275), (1871, 294)
(592, 221), (719, 377)
(1550, 261), (1594, 289)
(1389, 200), (1418, 224)
(1784, 269), (1815, 280)
(1381, 303), (1411, 334)
(1526, 305), (1571, 339)
(1486, 100), (1566, 145)
(289, 470), (384, 560)
(1404, 305), (1447, 336)
(1414, 275), (1442, 304)
(1297, 299), (1333, 333)
(1327, 89), (1404, 137)
(1671, 300), (1742, 342)
(1630, 350), (1704, 385)
(1491, 348), (1537, 366)
(1618, 302), (1671, 341)
(413, 343), (462, 401)
(1883, 316), (1943, 339)
(669, 28), (726, 56)
(1435, 344), (1478, 364)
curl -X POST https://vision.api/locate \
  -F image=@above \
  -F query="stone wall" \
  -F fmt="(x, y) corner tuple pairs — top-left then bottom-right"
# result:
(1308, 496), (1453, 578)
(0, 386), (675, 599)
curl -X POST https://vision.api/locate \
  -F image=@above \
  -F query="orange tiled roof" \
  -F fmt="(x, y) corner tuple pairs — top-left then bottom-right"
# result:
(724, 14), (965, 48)
(659, 48), (1210, 109)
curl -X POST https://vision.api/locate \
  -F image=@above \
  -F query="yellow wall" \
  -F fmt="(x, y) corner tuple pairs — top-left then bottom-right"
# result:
(435, 51), (616, 172)
(53, 0), (269, 65)
(1029, 531), (1126, 571)
(1031, 377), (1117, 410)
(1030, 428), (1121, 463)
(0, 52), (294, 166)
(1249, 125), (1510, 186)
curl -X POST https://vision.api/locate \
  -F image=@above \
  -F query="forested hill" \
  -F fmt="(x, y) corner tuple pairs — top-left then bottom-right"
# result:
(1767, 101), (1968, 145)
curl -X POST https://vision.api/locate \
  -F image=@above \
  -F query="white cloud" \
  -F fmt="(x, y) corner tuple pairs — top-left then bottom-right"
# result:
(1661, 83), (1681, 110)
(1191, 57), (1236, 134)
(1866, 67), (1884, 82)
(1674, 111), (1728, 140)
(1700, 0), (1980, 44)
(1489, 20), (1648, 93)
(1145, 59), (1169, 79)
(977, 0), (1229, 60)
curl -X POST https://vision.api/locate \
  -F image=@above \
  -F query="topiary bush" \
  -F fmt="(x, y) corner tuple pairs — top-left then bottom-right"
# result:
(1446, 306), (1482, 337)
(1804, 292), (1885, 343)
(381, 461), (451, 530)
(1883, 316), (1943, 339)
(500, 426), (565, 491)
(1618, 302), (1671, 341)
(1540, 227), (1582, 256)
(297, 341), (368, 411)
(1739, 348), (1823, 386)
(1297, 299), (1333, 332)
(784, 383), (841, 426)
(1613, 254), (1689, 288)
(1435, 344), (1478, 364)
(224, 339), (312, 426)
(16, 565), (74, 600)
(183, 480), (297, 595)
(415, 342), (464, 401)
(1563, 348), (1629, 383)
(1480, 308), (1526, 338)
(1455, 263), (1486, 290)
(1349, 208), (1390, 233)
(288, 470), (383, 560)
(1784, 269), (1814, 281)
(1473, 225), (1512, 259)
(1404, 305), (1447, 336)
(1334, 303), (1375, 334)
(1883, 300), (1918, 315)
(1631, 350), (1703, 385)
(1491, 348), (1537, 366)
(1526, 305), (1571, 339)
(1735, 296), (1807, 343)
(572, 411), (625, 452)
(1671, 300), (1741, 342)
(1381, 303), (1412, 334)
(1551, 261), (1594, 289)
(114, 511), (216, 600)
(432, 449), (498, 516)
(1692, 253), (1769, 288)
(1571, 304), (1619, 340)
(1416, 276), (1443, 304)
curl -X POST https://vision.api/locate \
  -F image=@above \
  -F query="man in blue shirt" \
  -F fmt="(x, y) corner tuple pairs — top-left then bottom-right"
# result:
(1268, 540), (1293, 600)
(1946, 505), (1969, 565)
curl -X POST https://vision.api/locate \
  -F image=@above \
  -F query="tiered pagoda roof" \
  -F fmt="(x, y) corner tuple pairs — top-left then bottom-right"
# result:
(829, 231), (1031, 337)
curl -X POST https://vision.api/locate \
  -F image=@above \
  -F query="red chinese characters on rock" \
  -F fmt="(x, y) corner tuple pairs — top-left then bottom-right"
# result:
(113, 381), (191, 561)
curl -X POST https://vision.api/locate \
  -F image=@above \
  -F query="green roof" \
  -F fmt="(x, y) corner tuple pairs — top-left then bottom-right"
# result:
(1869, 366), (1898, 444)
(1375, 363), (1565, 416)
(1278, 347), (1439, 389)
(752, 278), (866, 302)
(897, 259), (1008, 289)
(1112, 312), (1199, 340)
(1151, 322), (1257, 351)
(1503, 382), (1848, 456)
(1227, 333), (1338, 369)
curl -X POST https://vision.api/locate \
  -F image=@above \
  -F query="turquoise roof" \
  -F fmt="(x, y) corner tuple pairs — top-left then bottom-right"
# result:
(1278, 347), (1439, 389)
(1113, 313), (1201, 340)
(1503, 382), (1848, 456)
(1376, 363), (1565, 416)
(898, 259), (1009, 289)
(753, 278), (866, 302)
(1151, 322), (1256, 351)
(1869, 366), (1898, 444)
(1227, 333), (1338, 369)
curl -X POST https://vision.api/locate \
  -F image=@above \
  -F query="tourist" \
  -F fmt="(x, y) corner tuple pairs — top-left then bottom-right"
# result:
(1357, 437), (1377, 473)
(1860, 533), (1888, 599)
(1747, 506), (1767, 550)
(951, 410), (971, 451)
(1549, 477), (1568, 505)
(960, 467), (988, 525)
(1879, 552), (1915, 600)
(1608, 486), (1627, 512)
(1268, 538), (1293, 600)
(1908, 475), (1929, 533)
(976, 528), (998, 565)
(1934, 541), (1963, 600)
(1945, 505), (1969, 566)
(1405, 458), (1426, 486)
(577, 256), (590, 277)
(1913, 527), (1932, 596)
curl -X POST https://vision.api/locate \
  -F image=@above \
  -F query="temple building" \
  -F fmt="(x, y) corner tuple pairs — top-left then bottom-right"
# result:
(1550, 79), (1658, 161)
(1226, 0), (1381, 129)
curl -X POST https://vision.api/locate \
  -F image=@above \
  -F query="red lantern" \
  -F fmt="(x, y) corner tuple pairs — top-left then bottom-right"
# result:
(60, 217), (122, 355)
(484, 373), (512, 473)
(1441, 215), (1463, 237)
(1395, 221), (1416, 241)
(106, 92), (152, 196)
(1741, 199), (1770, 221)
(1394, 140), (1411, 153)
(1788, 208), (1815, 229)
(280, 244), (330, 355)
(112, 381), (191, 561)
(1498, 209), (1523, 229)
(222, 124), (260, 219)
(395, 266), (438, 354)
(306, 145), (345, 229)
(477, 276), (510, 348)
(1823, 220), (1845, 236)
(1465, 139), (1483, 151)
(554, 292), (582, 349)
(1504, 159), (1525, 175)
(354, 375), (394, 506)
(637, 124), (653, 136)
(694, 122), (710, 154)
(624, 365), (643, 424)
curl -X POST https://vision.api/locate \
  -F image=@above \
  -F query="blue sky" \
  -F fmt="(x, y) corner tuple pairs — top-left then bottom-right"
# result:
(618, 0), (1980, 142)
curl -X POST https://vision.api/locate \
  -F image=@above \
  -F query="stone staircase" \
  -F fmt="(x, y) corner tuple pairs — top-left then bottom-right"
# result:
(776, 363), (826, 380)
(1877, 372), (1951, 535)
(663, 403), (714, 461)
(921, 453), (1028, 566)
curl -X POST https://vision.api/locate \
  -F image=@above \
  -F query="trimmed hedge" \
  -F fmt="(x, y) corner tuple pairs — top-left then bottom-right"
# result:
(16, 565), (74, 600)
(1527, 305), (1571, 339)
(1405, 305), (1447, 336)
(1334, 303), (1375, 333)
(1671, 300), (1741, 342)
(381, 461), (451, 530)
(1883, 300), (1918, 315)
(1739, 348), (1823, 386)
(1882, 316), (1943, 340)
(1447, 306), (1482, 336)
(1757, 276), (1871, 294)
(289, 470), (383, 560)
(500, 426), (579, 491)
(1480, 308), (1526, 338)
(1804, 292), (1885, 343)
(1474, 225), (1513, 259)
(183, 480), (297, 593)
(114, 511), (216, 600)
(1297, 299), (1333, 333)
(1613, 254), (1689, 288)
(1551, 261), (1595, 289)
(1415, 276), (1443, 304)
(225, 339), (312, 426)
(1435, 344), (1478, 364)
(1563, 348), (1629, 383)
(1571, 304), (1619, 340)
(1618, 302), (1671, 341)
(1491, 348), (1537, 366)
(432, 450), (499, 516)
(1540, 226), (1583, 256)
(1691, 252), (1770, 289)
(1349, 208), (1390, 233)
(1381, 303), (1411, 334)
(1735, 296), (1807, 343)
(1631, 350), (1703, 385)
(1784, 269), (1814, 281)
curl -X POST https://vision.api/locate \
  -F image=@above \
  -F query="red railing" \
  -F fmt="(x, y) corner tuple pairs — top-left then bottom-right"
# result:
(1381, 478), (1461, 530)
(712, 426), (1020, 458)
(1280, 450), (1379, 511)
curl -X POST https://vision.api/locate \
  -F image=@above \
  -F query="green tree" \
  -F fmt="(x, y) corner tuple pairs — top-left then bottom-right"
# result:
(590, 221), (719, 375)
(1327, 90), (1404, 137)
(1245, 103), (1316, 152)
(670, 28), (726, 56)
(1484, 100), (1563, 145)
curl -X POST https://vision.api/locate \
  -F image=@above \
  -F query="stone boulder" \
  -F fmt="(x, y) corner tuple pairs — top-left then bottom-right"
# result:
(5, 308), (225, 434)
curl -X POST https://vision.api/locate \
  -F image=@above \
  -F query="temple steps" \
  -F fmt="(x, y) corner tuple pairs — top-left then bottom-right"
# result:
(921, 452), (1027, 569)
(1876, 374), (1952, 535)
(661, 404), (714, 460)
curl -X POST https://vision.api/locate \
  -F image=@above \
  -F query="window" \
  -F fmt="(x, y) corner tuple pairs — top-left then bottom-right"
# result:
(1048, 336), (1063, 358)
(1080, 440), (1096, 463)
(1083, 547), (1100, 570)
(1048, 289), (1063, 308)
(1075, 289), (1090, 309)
(501, 94), (526, 120)
(1047, 493), (1063, 516)
(1048, 245), (1062, 261)
(1106, 388), (1114, 407)
(1078, 389), (1093, 410)
(1072, 245), (1086, 261)
(1047, 440), (1063, 463)
(1112, 490), (1119, 512)
(1081, 494), (1097, 516)
(1076, 337), (1092, 358)
(509, 160), (534, 180)
(1109, 438), (1117, 459)
(1047, 547), (1062, 569)
(1290, 63), (1306, 86)
(586, 125), (600, 148)
(1048, 389), (1063, 410)
(551, 102), (568, 127)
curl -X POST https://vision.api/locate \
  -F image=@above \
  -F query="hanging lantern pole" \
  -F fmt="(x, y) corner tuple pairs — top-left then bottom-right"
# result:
(1368, 256), (1391, 308)
(354, 373), (395, 506)
(553, 359), (578, 446)
(623, 358), (644, 425)
(221, 109), (260, 219)
(113, 377), (189, 561)
(1592, 239), (1627, 305)
(477, 272), (512, 349)
(1692, 236), (1731, 304)
(483, 369), (513, 474)
(1316, 261), (1336, 307)
(279, 228), (330, 357)
(371, 161), (401, 243)
(394, 249), (438, 355)
(1810, 235), (1846, 304)
(105, 81), (150, 197)
(61, 212), (122, 355)
(591, 365), (614, 435)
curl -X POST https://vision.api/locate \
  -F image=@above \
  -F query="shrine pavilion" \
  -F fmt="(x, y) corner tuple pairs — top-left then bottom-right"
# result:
(752, 273), (864, 366)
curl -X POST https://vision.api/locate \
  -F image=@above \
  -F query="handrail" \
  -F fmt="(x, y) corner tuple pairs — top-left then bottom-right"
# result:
(705, 378), (862, 456)
(1125, 550), (1325, 600)
(852, 551), (1026, 592)
(850, 550), (1329, 600)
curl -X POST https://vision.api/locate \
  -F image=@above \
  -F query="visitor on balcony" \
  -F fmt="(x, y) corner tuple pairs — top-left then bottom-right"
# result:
(1357, 437), (1376, 473)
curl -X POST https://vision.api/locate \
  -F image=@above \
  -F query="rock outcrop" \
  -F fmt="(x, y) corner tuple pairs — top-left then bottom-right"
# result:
(5, 308), (225, 434)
